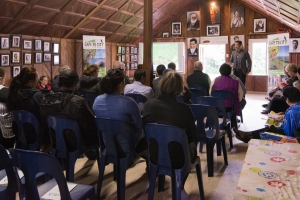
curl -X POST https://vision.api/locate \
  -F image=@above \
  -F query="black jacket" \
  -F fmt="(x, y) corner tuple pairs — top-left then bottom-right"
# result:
(186, 70), (210, 95)
(78, 76), (101, 95)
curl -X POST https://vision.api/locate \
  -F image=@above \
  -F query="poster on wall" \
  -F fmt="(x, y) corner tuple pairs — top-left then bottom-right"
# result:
(82, 35), (106, 77)
(230, 35), (244, 53)
(267, 33), (289, 90)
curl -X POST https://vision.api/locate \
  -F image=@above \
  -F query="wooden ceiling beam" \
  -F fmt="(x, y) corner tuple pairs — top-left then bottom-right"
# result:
(0, 16), (13, 21)
(1, 0), (40, 33)
(77, 0), (98, 7)
(33, 5), (60, 13)
(38, 0), (78, 36)
(65, 11), (86, 18)
(19, 19), (47, 25)
(52, 24), (73, 29)
(4, 0), (27, 6)
(64, 0), (109, 38)
(101, 5), (118, 11)
(89, 16), (106, 22)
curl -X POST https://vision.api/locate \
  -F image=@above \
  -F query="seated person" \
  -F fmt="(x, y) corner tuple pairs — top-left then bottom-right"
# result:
(37, 76), (52, 92)
(152, 64), (166, 97)
(52, 65), (70, 91)
(93, 69), (146, 153)
(233, 86), (300, 143)
(124, 69), (153, 111)
(0, 68), (14, 148)
(77, 64), (101, 109)
(143, 70), (197, 167)
(186, 61), (211, 95)
(40, 70), (99, 158)
(210, 63), (246, 115)
(112, 61), (130, 85)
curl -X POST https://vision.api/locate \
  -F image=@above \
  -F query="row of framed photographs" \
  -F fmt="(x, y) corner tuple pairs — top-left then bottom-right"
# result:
(117, 54), (138, 63)
(117, 46), (138, 55)
(0, 53), (60, 66)
(0, 36), (60, 53)
(125, 62), (138, 70)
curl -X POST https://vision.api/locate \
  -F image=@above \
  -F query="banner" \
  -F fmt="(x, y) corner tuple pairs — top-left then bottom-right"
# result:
(267, 33), (289, 90)
(82, 35), (106, 77)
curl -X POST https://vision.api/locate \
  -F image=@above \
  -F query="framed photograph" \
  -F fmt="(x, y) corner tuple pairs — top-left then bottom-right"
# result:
(254, 18), (266, 33)
(126, 62), (130, 69)
(44, 53), (51, 62)
(187, 11), (200, 31)
(53, 55), (60, 65)
(35, 53), (42, 63)
(121, 55), (125, 62)
(1, 55), (9, 66)
(117, 46), (122, 54)
(134, 47), (138, 54)
(130, 47), (134, 54)
(117, 55), (121, 62)
(172, 22), (182, 35)
(11, 36), (21, 48)
(187, 37), (200, 56)
(12, 66), (20, 77)
(23, 40), (32, 50)
(1, 37), (10, 50)
(230, 35), (245, 53)
(207, 24), (220, 36)
(11, 51), (21, 64)
(230, 7), (244, 28)
(121, 46), (125, 54)
(130, 55), (134, 62)
(43, 41), (50, 52)
(131, 63), (135, 70)
(162, 32), (169, 38)
(133, 55), (137, 62)
(126, 47), (129, 54)
(24, 53), (32, 65)
(53, 43), (59, 54)
(208, 3), (220, 24)
(35, 39), (42, 51)
(289, 38), (300, 53)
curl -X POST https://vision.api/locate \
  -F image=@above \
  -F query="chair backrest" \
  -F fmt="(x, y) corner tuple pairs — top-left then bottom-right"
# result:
(47, 116), (84, 158)
(11, 110), (43, 151)
(189, 104), (220, 139)
(197, 96), (227, 125)
(125, 93), (148, 104)
(9, 148), (72, 200)
(77, 90), (97, 109)
(211, 90), (234, 109)
(0, 145), (20, 200)
(190, 88), (205, 104)
(95, 118), (135, 166)
(188, 84), (207, 96)
(144, 123), (191, 177)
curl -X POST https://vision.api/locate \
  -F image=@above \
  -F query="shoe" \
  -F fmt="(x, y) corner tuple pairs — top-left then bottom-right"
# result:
(262, 104), (268, 108)
(231, 128), (253, 143)
(261, 110), (269, 114)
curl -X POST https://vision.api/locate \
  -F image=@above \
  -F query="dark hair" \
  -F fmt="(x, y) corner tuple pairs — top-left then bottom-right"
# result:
(168, 62), (176, 70)
(100, 69), (125, 94)
(235, 40), (242, 45)
(158, 71), (183, 95)
(134, 69), (146, 81)
(293, 40), (298, 45)
(283, 86), (300, 103)
(156, 64), (166, 75)
(219, 63), (232, 76)
(297, 67), (300, 74)
(58, 69), (79, 88)
(0, 68), (5, 78)
(83, 64), (99, 76)
(8, 67), (38, 111)
(190, 38), (197, 43)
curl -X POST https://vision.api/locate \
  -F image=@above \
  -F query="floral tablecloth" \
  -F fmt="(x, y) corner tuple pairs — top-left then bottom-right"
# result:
(234, 139), (300, 200)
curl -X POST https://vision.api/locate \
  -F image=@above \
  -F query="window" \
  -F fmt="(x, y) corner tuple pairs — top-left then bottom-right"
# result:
(248, 39), (268, 75)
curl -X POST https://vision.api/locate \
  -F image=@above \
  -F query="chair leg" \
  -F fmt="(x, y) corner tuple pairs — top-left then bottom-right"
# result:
(171, 170), (182, 200)
(216, 140), (221, 156)
(97, 156), (106, 199)
(221, 136), (228, 165)
(66, 154), (76, 182)
(227, 125), (233, 148)
(148, 163), (158, 200)
(206, 140), (214, 177)
(158, 175), (165, 192)
(199, 142), (204, 153)
(195, 163), (205, 200)
(117, 158), (127, 200)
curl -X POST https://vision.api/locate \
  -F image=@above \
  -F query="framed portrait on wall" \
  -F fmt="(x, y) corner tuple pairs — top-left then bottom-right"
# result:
(230, 7), (244, 28)
(187, 37), (200, 56)
(0, 54), (9, 66)
(53, 43), (59, 54)
(35, 39), (42, 51)
(53, 55), (60, 65)
(187, 11), (200, 31)
(207, 25), (220, 36)
(121, 47), (125, 54)
(117, 46), (122, 54)
(24, 53), (32, 65)
(289, 38), (300, 53)
(131, 47), (134, 54)
(230, 35), (244, 53)
(11, 36), (21, 48)
(35, 52), (42, 64)
(172, 22), (182, 35)
(254, 18), (266, 33)
(1, 37), (10, 50)
(162, 32), (169, 38)
(12, 66), (20, 77)
(44, 53), (51, 62)
(208, 2), (220, 24)
(11, 51), (21, 64)
(126, 47), (129, 54)
(44, 41), (50, 52)
(23, 40), (32, 50)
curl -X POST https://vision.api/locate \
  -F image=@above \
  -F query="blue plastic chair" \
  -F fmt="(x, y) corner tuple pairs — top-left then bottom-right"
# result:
(77, 89), (98, 109)
(189, 104), (228, 177)
(11, 110), (43, 151)
(95, 118), (148, 200)
(197, 96), (233, 149)
(9, 148), (96, 200)
(47, 116), (99, 182)
(144, 123), (205, 200)
(125, 93), (148, 104)
(189, 84), (207, 95)
(0, 145), (21, 200)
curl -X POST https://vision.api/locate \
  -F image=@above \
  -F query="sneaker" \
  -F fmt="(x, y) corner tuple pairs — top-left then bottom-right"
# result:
(262, 104), (268, 108)
(261, 110), (269, 114)
(231, 128), (252, 143)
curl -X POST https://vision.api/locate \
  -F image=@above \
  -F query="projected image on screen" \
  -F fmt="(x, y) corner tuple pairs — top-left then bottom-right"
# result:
(153, 43), (179, 69)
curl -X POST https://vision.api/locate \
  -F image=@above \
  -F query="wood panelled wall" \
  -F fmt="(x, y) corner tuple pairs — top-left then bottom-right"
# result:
(153, 0), (300, 92)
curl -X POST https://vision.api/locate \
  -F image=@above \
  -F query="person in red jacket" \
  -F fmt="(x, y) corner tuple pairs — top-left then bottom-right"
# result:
(37, 76), (52, 91)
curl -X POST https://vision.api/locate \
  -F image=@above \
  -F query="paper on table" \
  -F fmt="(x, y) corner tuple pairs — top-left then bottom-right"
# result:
(0, 170), (24, 185)
(268, 113), (280, 119)
(265, 118), (281, 127)
(41, 182), (77, 200)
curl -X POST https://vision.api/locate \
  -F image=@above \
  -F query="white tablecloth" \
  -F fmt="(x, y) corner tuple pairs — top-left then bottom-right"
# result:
(234, 139), (300, 200)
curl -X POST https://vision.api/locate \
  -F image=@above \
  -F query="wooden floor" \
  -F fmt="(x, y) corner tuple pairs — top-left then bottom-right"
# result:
(62, 92), (269, 199)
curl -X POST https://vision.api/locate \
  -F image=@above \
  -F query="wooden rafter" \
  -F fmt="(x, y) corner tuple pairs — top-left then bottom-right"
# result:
(63, 0), (109, 38)
(2, 0), (40, 33)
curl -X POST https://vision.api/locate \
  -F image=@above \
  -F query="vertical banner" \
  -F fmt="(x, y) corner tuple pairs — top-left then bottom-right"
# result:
(267, 33), (289, 91)
(82, 35), (106, 77)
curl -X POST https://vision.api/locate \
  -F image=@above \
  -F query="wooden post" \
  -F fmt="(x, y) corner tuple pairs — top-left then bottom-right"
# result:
(143, 0), (153, 86)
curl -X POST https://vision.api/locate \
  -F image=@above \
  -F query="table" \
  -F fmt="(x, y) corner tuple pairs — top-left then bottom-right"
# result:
(234, 139), (300, 200)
